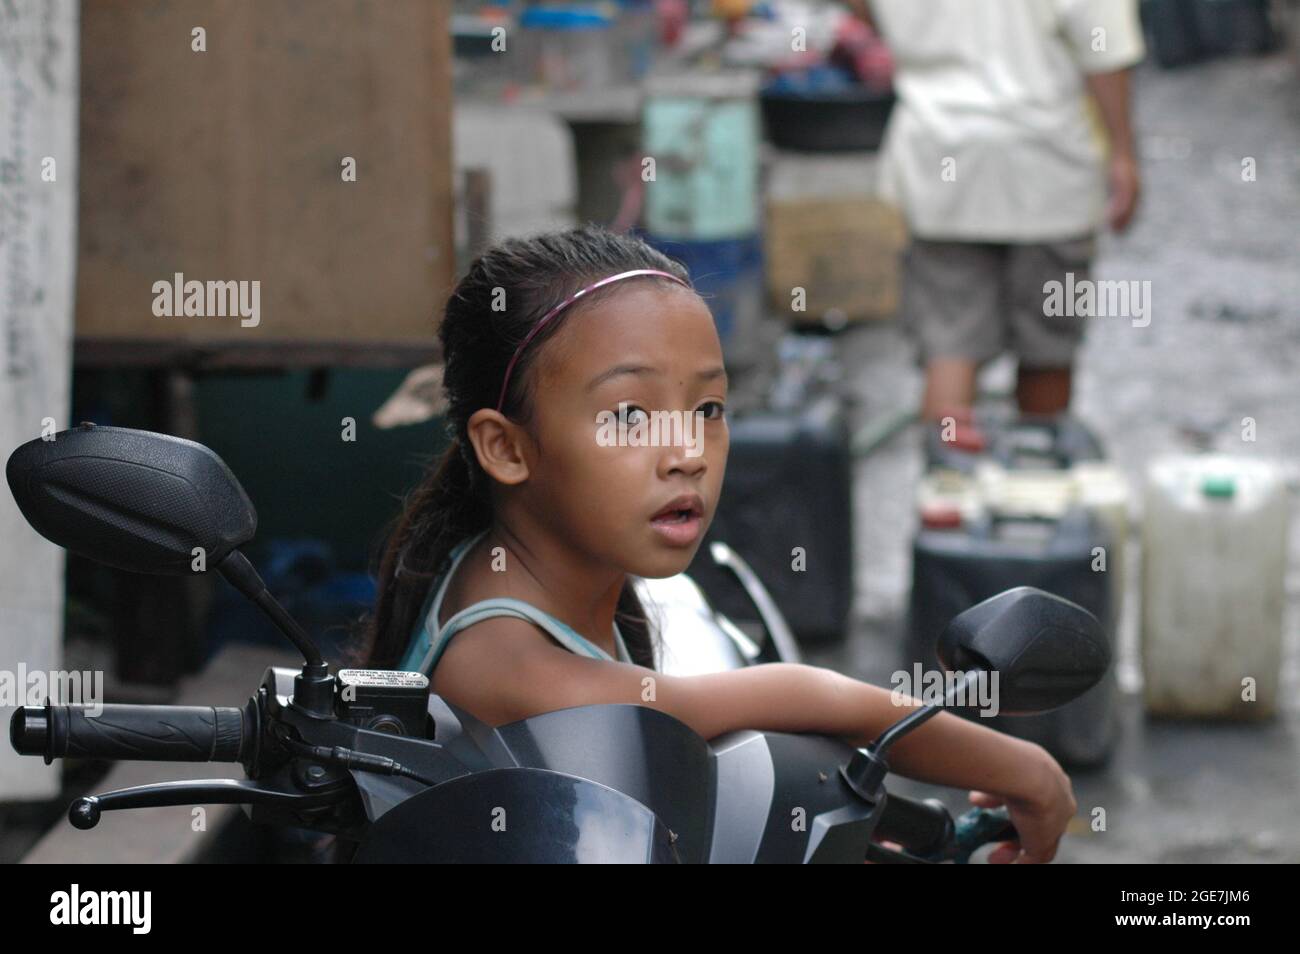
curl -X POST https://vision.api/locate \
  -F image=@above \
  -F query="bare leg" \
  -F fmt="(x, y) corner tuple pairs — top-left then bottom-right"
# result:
(921, 357), (978, 422)
(1016, 366), (1072, 415)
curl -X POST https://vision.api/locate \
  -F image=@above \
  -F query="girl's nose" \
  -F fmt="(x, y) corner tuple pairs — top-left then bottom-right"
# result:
(659, 442), (707, 478)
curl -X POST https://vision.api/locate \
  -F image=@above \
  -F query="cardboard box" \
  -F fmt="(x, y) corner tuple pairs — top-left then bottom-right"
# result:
(764, 196), (907, 324)
(76, 0), (454, 359)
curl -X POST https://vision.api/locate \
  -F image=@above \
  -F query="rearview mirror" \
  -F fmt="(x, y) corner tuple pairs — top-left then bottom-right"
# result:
(6, 423), (257, 576)
(936, 587), (1108, 715)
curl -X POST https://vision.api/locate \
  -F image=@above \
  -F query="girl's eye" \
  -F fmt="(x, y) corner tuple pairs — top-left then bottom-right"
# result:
(698, 401), (726, 421)
(618, 403), (649, 426)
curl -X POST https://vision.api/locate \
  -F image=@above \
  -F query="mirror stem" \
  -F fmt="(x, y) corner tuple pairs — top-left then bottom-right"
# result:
(845, 670), (989, 803)
(218, 551), (326, 669)
(872, 669), (983, 760)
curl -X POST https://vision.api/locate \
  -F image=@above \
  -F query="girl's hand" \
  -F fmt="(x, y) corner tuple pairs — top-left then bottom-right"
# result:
(969, 751), (1077, 864)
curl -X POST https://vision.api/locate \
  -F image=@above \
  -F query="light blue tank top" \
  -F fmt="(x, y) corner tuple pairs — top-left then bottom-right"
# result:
(397, 529), (634, 677)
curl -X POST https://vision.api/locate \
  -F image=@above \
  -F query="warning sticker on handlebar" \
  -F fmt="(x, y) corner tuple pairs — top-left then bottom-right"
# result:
(338, 669), (429, 689)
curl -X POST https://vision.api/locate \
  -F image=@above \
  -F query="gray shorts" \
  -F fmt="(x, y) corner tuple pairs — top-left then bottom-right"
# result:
(899, 235), (1097, 369)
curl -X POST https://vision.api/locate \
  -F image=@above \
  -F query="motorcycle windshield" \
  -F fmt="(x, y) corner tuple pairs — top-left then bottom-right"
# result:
(353, 703), (717, 863)
(494, 704), (717, 863)
(352, 767), (682, 863)
(351, 701), (875, 863)
(492, 704), (880, 863)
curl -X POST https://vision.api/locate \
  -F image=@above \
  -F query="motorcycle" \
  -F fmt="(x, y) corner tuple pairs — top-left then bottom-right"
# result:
(5, 424), (1109, 863)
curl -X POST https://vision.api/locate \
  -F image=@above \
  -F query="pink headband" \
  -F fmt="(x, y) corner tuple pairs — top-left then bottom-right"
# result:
(495, 268), (691, 413)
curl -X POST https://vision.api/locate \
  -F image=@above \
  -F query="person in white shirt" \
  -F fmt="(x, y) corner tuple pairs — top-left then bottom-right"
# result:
(846, 0), (1145, 420)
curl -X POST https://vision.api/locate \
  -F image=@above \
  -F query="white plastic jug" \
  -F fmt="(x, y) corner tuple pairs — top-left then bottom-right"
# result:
(1141, 456), (1289, 719)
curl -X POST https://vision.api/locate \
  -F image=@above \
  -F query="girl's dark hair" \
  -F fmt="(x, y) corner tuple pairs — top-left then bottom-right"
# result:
(359, 224), (693, 672)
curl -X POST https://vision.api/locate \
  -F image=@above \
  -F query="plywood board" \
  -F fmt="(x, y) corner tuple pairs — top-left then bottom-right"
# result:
(76, 0), (454, 355)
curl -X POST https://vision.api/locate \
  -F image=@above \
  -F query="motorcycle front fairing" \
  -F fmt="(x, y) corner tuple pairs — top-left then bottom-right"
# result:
(352, 767), (684, 863)
(347, 691), (882, 863)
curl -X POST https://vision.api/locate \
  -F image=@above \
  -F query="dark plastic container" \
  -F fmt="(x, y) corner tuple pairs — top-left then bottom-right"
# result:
(1191, 0), (1277, 56)
(759, 73), (896, 152)
(1141, 0), (1207, 67)
(1140, 0), (1277, 67)
(687, 395), (854, 644)
(907, 507), (1119, 767)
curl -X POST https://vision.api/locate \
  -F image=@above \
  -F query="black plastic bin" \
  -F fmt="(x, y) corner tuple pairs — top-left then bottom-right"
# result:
(759, 86), (896, 152)
(1192, 0), (1278, 55)
(907, 507), (1119, 768)
(1141, 0), (1208, 67)
(687, 395), (855, 644)
(1141, 0), (1278, 67)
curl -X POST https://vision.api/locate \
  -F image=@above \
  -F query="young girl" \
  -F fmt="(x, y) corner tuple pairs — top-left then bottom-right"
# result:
(363, 225), (1077, 863)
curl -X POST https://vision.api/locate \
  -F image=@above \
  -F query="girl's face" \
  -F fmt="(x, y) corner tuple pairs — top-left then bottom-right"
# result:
(524, 282), (729, 579)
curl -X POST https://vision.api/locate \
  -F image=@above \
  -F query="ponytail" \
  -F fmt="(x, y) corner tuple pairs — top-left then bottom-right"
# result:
(360, 436), (489, 670)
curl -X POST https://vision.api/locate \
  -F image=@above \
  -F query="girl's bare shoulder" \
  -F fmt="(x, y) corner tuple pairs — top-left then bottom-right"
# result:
(436, 534), (509, 628)
(429, 613), (589, 727)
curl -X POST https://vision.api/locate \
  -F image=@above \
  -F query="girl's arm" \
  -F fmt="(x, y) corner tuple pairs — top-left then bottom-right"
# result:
(435, 619), (1077, 862)
(655, 662), (1075, 863)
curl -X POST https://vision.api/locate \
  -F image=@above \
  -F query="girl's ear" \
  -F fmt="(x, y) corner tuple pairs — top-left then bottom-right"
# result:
(465, 408), (531, 485)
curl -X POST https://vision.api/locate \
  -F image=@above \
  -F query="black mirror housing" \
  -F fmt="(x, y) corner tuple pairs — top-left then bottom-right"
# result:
(6, 423), (257, 576)
(937, 587), (1109, 715)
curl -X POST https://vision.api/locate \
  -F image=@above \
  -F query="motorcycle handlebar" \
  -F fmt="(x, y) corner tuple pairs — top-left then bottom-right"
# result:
(10, 704), (251, 766)
(876, 791), (1019, 862)
(874, 791), (956, 857)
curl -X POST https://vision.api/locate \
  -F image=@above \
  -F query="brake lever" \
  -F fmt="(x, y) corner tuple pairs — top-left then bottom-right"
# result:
(864, 842), (934, 864)
(68, 778), (345, 829)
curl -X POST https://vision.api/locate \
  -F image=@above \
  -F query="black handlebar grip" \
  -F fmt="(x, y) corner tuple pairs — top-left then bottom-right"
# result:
(10, 704), (249, 765)
(874, 792), (956, 857)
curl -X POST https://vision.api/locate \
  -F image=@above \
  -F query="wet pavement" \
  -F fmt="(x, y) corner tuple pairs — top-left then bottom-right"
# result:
(799, 52), (1300, 863)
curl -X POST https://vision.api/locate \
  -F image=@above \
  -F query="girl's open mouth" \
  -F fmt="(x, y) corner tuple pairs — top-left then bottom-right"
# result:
(649, 494), (704, 546)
